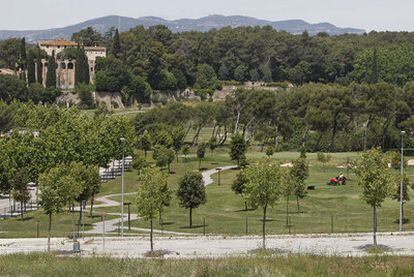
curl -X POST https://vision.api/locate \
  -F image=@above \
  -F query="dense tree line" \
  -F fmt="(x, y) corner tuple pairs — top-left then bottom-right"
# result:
(135, 82), (414, 153)
(4, 27), (414, 105)
(0, 101), (135, 195)
(88, 26), (414, 92)
(0, 101), (135, 249)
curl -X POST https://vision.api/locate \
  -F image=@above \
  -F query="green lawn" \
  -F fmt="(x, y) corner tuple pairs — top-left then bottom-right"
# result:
(1, 148), (412, 238)
(95, 149), (414, 236)
(0, 210), (112, 238)
(0, 253), (413, 276)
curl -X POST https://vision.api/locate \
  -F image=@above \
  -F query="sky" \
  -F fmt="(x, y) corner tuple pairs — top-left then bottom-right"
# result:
(1, 0), (413, 31)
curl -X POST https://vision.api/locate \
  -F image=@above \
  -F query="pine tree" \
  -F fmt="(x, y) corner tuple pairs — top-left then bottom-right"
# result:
(112, 28), (121, 57)
(46, 51), (57, 88)
(370, 48), (378, 84)
(27, 51), (36, 84)
(75, 43), (90, 85)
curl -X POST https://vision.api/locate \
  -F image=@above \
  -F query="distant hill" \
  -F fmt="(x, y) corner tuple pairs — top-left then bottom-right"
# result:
(0, 15), (366, 43)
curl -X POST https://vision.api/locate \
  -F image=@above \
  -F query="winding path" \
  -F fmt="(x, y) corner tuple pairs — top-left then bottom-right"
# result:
(202, 165), (238, 186)
(87, 165), (237, 235)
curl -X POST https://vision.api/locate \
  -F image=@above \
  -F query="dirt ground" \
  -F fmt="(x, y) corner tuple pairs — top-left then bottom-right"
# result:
(2, 232), (414, 258)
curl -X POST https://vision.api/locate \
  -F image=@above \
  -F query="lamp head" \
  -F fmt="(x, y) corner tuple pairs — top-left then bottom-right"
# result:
(120, 138), (126, 143)
(402, 131), (406, 135)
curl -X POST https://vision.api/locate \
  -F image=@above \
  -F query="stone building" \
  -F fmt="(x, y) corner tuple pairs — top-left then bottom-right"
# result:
(0, 68), (17, 76)
(37, 39), (106, 90)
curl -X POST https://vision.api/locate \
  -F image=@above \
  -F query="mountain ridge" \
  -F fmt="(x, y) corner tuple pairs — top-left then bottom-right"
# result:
(0, 15), (366, 42)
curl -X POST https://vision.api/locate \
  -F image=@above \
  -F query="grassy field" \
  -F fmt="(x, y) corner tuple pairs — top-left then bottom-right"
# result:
(0, 210), (112, 238)
(0, 253), (413, 276)
(96, 148), (414, 236)
(1, 146), (413, 238)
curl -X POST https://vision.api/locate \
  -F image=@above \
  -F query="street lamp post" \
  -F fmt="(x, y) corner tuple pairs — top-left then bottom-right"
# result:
(216, 168), (222, 186)
(120, 137), (125, 237)
(399, 131), (406, 232)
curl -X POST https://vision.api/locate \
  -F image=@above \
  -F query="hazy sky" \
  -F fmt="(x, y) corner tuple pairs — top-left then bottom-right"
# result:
(1, 0), (413, 31)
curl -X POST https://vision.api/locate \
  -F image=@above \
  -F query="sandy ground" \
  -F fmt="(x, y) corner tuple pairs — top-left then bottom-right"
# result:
(1, 232), (414, 258)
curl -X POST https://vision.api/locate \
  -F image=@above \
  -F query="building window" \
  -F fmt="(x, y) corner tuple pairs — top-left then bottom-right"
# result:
(61, 63), (66, 69)
(68, 63), (74, 69)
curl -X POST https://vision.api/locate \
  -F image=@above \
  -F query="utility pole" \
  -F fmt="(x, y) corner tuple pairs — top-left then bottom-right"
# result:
(399, 131), (406, 232)
(102, 213), (106, 251)
(120, 138), (125, 237)
(125, 202), (131, 231)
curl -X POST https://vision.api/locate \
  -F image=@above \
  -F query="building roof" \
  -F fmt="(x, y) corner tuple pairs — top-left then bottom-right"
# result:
(38, 39), (77, 47)
(84, 46), (106, 52)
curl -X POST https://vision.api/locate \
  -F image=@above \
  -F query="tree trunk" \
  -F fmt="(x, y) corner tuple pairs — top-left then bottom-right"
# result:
(315, 133), (323, 151)
(150, 219), (154, 252)
(219, 126), (228, 145)
(234, 110), (241, 134)
(198, 159), (201, 171)
(189, 208), (193, 228)
(260, 141), (265, 152)
(262, 205), (267, 249)
(242, 125), (247, 138)
(20, 201), (23, 220)
(211, 124), (217, 138)
(144, 150), (147, 158)
(372, 205), (377, 246)
(192, 127), (202, 146)
(260, 136), (269, 152)
(90, 193), (95, 217)
(168, 163), (171, 173)
(402, 202), (405, 224)
(47, 213), (52, 252)
(286, 196), (289, 227)
(112, 160), (115, 178)
(159, 210), (162, 225)
(330, 117), (338, 152)
(274, 126), (279, 150)
(78, 202), (83, 237)
(296, 196), (300, 213)
(245, 201), (247, 212)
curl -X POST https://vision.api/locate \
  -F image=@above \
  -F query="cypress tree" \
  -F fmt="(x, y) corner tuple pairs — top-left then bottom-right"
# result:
(370, 48), (378, 84)
(46, 51), (57, 88)
(27, 51), (36, 84)
(19, 38), (27, 70)
(36, 59), (43, 85)
(112, 28), (121, 57)
(18, 38), (27, 81)
(75, 43), (90, 85)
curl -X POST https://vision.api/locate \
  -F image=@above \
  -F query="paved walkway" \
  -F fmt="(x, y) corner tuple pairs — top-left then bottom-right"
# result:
(93, 193), (135, 208)
(2, 232), (414, 258)
(86, 165), (237, 235)
(202, 166), (238, 186)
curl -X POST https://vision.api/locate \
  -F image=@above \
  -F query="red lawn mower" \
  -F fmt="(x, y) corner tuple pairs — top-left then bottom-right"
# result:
(327, 175), (347, 186)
